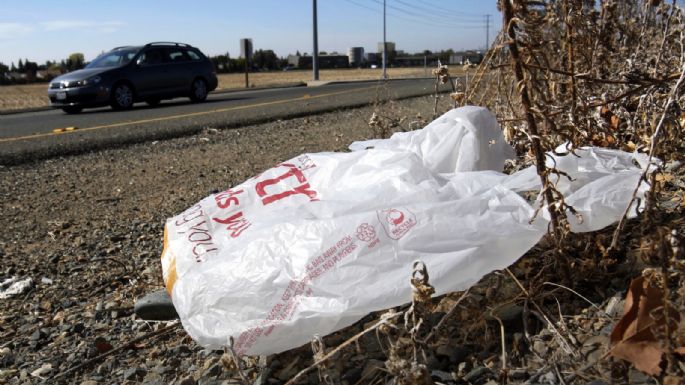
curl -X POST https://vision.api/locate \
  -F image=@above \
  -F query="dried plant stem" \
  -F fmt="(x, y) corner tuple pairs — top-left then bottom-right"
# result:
(563, 0), (578, 122)
(285, 311), (403, 385)
(505, 268), (579, 358)
(610, 65), (685, 250)
(501, 0), (561, 237)
(422, 289), (470, 344)
(653, 0), (678, 77)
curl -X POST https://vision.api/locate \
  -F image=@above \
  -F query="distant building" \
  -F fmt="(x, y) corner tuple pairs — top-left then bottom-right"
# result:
(365, 52), (378, 64)
(393, 56), (438, 67)
(240, 38), (253, 59)
(450, 51), (483, 65)
(5, 72), (26, 81)
(377, 42), (396, 53)
(287, 54), (349, 69)
(348, 47), (365, 67)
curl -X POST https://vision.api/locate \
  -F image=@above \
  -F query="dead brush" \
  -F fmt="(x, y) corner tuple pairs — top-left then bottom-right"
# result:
(458, 0), (685, 379)
(275, 1), (685, 383)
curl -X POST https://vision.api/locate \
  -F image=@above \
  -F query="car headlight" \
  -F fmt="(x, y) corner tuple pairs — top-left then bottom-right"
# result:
(70, 76), (101, 87)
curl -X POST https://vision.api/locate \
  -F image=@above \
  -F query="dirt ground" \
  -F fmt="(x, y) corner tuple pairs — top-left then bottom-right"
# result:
(0, 95), (437, 384)
(0, 67), (452, 113)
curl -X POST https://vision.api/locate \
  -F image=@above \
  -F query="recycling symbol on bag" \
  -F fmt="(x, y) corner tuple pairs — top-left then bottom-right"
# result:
(356, 223), (376, 242)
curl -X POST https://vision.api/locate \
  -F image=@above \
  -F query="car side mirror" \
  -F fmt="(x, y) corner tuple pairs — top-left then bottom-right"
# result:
(136, 58), (144, 66)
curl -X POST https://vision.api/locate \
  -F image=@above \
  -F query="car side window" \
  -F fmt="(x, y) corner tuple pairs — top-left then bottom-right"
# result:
(186, 49), (202, 61)
(167, 48), (189, 63)
(138, 48), (165, 66)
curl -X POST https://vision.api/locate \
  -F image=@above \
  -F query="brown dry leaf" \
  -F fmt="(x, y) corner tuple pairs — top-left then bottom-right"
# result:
(94, 336), (114, 354)
(610, 115), (621, 131)
(664, 375), (683, 385)
(655, 173), (674, 183)
(609, 276), (682, 375)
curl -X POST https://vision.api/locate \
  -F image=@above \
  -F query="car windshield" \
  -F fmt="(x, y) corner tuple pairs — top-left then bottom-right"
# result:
(86, 48), (139, 68)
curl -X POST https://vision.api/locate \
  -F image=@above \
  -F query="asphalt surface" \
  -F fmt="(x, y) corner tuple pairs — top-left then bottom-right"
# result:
(0, 78), (438, 165)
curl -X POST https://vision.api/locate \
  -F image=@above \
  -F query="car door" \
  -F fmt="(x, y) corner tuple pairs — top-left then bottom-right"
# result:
(128, 47), (175, 97)
(164, 47), (193, 95)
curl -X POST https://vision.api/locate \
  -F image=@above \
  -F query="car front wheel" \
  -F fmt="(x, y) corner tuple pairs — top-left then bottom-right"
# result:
(189, 78), (208, 102)
(110, 83), (134, 110)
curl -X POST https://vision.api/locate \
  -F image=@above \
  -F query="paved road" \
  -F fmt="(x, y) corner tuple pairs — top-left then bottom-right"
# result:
(0, 79), (437, 165)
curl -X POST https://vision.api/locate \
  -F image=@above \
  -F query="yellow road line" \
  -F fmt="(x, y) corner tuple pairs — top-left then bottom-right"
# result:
(0, 85), (375, 143)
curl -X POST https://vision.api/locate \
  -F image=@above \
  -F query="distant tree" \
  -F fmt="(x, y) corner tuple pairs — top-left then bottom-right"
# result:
(0, 62), (9, 85)
(23, 60), (38, 80)
(10, 62), (16, 72)
(296, 50), (301, 56)
(210, 54), (232, 73)
(252, 49), (280, 70)
(65, 53), (85, 71)
(17, 59), (24, 72)
(319, 51), (327, 55)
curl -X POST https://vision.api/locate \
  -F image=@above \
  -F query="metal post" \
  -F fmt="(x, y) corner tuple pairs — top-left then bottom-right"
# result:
(485, 14), (491, 50)
(244, 40), (249, 88)
(312, 0), (319, 81)
(382, 0), (387, 80)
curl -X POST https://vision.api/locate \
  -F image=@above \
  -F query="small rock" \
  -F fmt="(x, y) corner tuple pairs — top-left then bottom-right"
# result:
(123, 366), (146, 380)
(198, 379), (222, 385)
(79, 381), (99, 385)
(275, 355), (300, 381)
(134, 289), (179, 321)
(72, 322), (85, 333)
(30, 363), (52, 378)
(205, 363), (222, 377)
(435, 344), (469, 363)
(532, 340), (549, 356)
(341, 367), (362, 384)
(0, 277), (33, 299)
(463, 366), (492, 383)
(30, 329), (46, 341)
(361, 359), (385, 380)
(431, 369), (454, 382)
(143, 372), (165, 385)
(509, 369), (528, 380)
(154, 365), (172, 375)
(178, 376), (196, 385)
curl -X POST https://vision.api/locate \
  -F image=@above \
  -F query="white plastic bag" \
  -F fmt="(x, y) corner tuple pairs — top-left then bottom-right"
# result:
(161, 106), (648, 355)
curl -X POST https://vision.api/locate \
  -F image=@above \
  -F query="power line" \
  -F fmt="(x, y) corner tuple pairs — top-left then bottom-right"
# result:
(371, 0), (484, 25)
(392, 0), (484, 22)
(413, 0), (483, 17)
(342, 0), (485, 29)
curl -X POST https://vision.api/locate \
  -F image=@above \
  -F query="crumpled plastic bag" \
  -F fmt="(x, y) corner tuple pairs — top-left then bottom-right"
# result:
(160, 106), (649, 355)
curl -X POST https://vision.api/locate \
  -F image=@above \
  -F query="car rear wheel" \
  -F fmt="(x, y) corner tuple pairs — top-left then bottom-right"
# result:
(61, 106), (83, 114)
(189, 78), (208, 102)
(110, 83), (134, 110)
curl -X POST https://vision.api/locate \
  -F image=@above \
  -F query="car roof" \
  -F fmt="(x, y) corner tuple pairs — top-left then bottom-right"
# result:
(110, 42), (195, 53)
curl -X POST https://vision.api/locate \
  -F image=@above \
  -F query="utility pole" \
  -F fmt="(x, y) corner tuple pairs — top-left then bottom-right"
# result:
(382, 0), (387, 80)
(312, 0), (319, 81)
(485, 14), (491, 50)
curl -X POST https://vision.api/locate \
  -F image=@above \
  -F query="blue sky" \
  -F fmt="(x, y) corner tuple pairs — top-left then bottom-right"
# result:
(0, 0), (501, 65)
